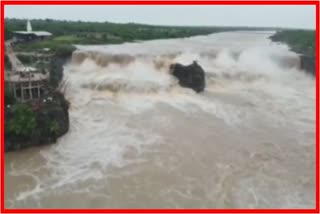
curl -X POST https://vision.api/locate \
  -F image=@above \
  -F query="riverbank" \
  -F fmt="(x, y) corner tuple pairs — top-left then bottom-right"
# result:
(4, 46), (74, 152)
(270, 30), (316, 76)
(5, 18), (279, 52)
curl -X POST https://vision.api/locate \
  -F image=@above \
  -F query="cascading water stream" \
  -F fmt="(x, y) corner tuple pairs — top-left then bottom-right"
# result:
(5, 31), (315, 208)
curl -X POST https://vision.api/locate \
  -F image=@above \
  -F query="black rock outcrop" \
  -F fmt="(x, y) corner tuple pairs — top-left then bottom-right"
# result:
(170, 61), (206, 92)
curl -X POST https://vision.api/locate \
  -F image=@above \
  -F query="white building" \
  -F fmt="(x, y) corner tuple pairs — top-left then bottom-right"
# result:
(13, 20), (52, 42)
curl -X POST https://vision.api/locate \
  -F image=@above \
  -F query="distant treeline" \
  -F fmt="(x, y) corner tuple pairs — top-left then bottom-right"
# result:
(5, 18), (280, 44)
(270, 30), (315, 56)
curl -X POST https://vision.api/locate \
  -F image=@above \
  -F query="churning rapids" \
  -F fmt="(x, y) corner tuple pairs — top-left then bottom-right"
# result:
(5, 31), (315, 208)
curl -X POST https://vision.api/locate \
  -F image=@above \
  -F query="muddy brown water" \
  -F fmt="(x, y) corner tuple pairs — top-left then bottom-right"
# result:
(5, 31), (315, 208)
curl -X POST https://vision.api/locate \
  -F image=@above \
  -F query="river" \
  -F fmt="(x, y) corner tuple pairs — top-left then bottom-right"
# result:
(5, 31), (316, 208)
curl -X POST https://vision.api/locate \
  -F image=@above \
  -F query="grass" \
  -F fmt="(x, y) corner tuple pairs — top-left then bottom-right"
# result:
(13, 34), (127, 53)
(53, 35), (80, 42)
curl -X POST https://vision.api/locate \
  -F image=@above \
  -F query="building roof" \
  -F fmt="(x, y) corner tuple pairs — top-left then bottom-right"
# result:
(16, 66), (38, 72)
(5, 72), (48, 83)
(13, 20), (52, 37)
(14, 31), (52, 36)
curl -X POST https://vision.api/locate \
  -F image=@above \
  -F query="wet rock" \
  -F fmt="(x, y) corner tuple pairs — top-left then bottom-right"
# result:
(170, 61), (206, 92)
(300, 55), (315, 76)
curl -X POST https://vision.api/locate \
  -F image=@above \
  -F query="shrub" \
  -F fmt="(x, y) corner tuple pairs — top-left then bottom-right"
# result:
(6, 104), (36, 137)
(5, 27), (12, 41)
(49, 120), (60, 136)
(4, 84), (15, 105)
(270, 30), (315, 56)
(17, 54), (33, 65)
(54, 45), (76, 58)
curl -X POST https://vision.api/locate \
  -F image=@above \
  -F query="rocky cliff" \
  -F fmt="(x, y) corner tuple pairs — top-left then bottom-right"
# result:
(300, 55), (315, 76)
(5, 46), (74, 152)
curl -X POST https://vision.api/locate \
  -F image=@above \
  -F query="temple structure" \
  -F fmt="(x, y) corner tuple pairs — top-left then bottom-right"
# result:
(13, 20), (52, 42)
(5, 23), (50, 102)
(5, 69), (49, 102)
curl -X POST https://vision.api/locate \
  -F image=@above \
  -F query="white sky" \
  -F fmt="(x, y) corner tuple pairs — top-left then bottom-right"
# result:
(4, 5), (316, 29)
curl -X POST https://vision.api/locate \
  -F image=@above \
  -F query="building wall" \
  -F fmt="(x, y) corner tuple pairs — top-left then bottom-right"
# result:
(13, 33), (50, 43)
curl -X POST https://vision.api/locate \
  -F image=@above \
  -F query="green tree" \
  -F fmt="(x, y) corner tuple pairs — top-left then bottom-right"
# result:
(7, 104), (36, 137)
(4, 26), (12, 41)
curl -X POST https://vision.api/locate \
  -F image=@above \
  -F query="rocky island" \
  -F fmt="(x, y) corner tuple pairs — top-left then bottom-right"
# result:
(170, 61), (206, 93)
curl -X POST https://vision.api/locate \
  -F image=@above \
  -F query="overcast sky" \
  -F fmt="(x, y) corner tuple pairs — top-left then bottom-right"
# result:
(5, 5), (316, 29)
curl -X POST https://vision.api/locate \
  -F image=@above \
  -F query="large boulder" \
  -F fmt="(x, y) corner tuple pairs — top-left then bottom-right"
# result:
(170, 61), (206, 92)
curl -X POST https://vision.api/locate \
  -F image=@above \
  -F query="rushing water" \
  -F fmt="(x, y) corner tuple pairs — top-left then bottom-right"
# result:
(5, 31), (316, 208)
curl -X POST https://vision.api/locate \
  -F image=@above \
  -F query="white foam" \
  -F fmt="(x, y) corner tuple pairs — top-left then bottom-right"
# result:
(64, 30), (315, 130)
(12, 31), (314, 204)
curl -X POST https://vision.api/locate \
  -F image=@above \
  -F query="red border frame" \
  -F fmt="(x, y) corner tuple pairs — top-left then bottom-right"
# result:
(1, 1), (319, 213)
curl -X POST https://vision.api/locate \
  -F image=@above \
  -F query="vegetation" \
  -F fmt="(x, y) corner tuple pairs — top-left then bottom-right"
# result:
(5, 18), (280, 52)
(270, 30), (315, 56)
(4, 84), (16, 105)
(5, 25), (12, 40)
(49, 120), (60, 136)
(16, 54), (33, 65)
(6, 104), (36, 137)
(46, 44), (76, 89)
(54, 44), (76, 57)
(5, 92), (70, 151)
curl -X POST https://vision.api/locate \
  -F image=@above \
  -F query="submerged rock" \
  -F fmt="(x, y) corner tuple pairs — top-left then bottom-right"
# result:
(170, 61), (206, 92)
